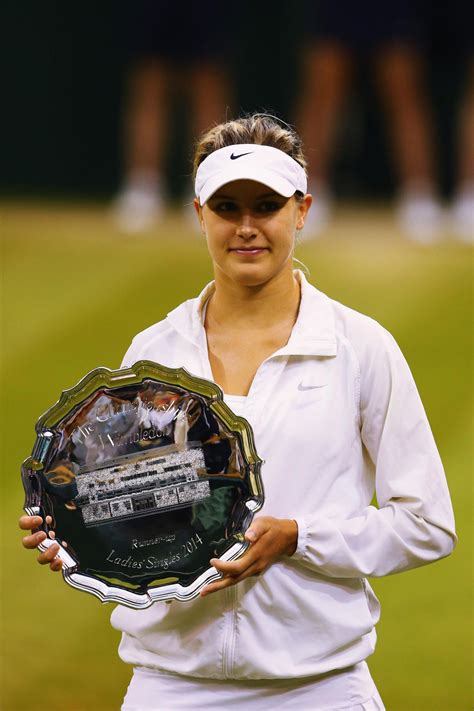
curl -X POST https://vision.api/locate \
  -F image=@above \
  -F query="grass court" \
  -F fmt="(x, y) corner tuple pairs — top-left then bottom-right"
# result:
(1, 201), (472, 710)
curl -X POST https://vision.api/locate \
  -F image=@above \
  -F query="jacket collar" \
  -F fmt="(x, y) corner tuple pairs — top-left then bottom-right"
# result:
(166, 270), (337, 356)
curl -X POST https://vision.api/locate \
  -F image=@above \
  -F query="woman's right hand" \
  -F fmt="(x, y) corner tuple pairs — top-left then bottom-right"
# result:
(19, 515), (63, 571)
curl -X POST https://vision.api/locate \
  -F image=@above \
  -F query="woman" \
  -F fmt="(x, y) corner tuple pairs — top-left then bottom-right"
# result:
(20, 114), (456, 709)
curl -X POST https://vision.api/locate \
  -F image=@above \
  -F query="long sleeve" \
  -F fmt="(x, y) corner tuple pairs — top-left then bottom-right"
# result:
(292, 327), (457, 578)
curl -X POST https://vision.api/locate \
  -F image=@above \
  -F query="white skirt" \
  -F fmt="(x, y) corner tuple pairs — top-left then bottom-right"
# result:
(121, 661), (385, 710)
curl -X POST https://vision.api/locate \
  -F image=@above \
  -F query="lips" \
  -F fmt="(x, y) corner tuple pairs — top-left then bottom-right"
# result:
(229, 247), (268, 253)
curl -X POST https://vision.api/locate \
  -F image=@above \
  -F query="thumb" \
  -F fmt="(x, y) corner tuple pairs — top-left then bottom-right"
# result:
(245, 517), (269, 543)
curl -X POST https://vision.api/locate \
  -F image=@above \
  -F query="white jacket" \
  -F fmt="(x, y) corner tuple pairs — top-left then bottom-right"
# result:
(111, 271), (456, 680)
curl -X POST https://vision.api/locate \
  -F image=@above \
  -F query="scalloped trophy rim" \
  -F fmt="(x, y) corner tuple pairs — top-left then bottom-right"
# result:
(34, 361), (262, 467)
(23, 361), (264, 607)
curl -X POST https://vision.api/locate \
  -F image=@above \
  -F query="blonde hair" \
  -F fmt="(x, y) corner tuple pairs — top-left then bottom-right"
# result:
(192, 113), (308, 184)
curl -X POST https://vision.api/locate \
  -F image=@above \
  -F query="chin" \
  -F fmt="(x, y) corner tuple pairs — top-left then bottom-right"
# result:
(224, 262), (283, 288)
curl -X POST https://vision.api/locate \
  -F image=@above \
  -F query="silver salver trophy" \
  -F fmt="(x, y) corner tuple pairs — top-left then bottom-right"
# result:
(22, 362), (264, 608)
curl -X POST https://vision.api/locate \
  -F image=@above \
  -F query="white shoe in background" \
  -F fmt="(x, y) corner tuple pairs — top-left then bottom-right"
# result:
(299, 184), (332, 241)
(112, 175), (164, 233)
(451, 184), (474, 243)
(397, 187), (444, 244)
(182, 193), (202, 234)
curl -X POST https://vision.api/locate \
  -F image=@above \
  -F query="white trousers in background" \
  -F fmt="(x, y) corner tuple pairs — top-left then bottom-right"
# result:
(121, 661), (385, 710)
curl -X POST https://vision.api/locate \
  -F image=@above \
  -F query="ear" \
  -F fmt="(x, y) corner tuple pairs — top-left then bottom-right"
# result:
(296, 194), (313, 230)
(194, 198), (206, 235)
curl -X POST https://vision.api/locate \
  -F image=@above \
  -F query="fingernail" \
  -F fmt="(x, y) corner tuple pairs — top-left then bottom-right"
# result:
(246, 530), (256, 541)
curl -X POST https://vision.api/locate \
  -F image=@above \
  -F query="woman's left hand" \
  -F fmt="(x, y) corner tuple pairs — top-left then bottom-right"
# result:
(200, 516), (298, 597)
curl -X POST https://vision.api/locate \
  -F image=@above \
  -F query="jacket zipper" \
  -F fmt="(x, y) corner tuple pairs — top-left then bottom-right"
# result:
(222, 585), (238, 678)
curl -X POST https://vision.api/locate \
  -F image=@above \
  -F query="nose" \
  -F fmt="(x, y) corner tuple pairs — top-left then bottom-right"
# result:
(235, 211), (258, 240)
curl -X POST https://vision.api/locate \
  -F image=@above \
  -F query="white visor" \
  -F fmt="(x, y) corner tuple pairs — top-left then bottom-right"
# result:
(195, 144), (307, 205)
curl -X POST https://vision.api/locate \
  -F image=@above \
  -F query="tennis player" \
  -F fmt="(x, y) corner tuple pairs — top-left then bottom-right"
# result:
(20, 114), (456, 710)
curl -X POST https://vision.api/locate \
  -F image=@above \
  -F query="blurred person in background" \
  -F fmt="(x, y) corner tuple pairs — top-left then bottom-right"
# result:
(452, 56), (474, 241)
(21, 115), (456, 710)
(112, 0), (231, 233)
(450, 2), (474, 242)
(296, 0), (443, 242)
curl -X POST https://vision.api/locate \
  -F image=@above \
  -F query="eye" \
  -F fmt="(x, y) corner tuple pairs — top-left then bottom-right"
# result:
(213, 200), (238, 212)
(257, 200), (283, 213)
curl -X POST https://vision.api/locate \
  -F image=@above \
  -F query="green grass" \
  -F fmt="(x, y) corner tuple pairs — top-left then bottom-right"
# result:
(1, 202), (472, 710)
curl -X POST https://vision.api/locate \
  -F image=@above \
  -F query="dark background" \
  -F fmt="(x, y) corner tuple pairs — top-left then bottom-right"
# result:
(2, 4), (472, 709)
(2, 1), (471, 199)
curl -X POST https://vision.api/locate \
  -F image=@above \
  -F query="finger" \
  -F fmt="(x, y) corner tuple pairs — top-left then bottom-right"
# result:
(200, 575), (237, 596)
(244, 517), (271, 544)
(210, 552), (257, 578)
(22, 530), (47, 549)
(201, 562), (262, 596)
(19, 515), (43, 531)
(210, 534), (269, 576)
(37, 543), (60, 565)
(50, 557), (63, 572)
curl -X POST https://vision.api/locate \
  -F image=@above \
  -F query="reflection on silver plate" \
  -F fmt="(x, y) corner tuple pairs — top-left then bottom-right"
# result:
(22, 361), (264, 607)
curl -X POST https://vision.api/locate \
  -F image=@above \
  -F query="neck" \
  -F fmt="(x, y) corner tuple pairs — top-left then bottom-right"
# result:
(207, 266), (301, 331)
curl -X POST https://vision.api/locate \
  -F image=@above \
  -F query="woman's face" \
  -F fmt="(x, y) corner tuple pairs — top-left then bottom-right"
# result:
(194, 180), (312, 287)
